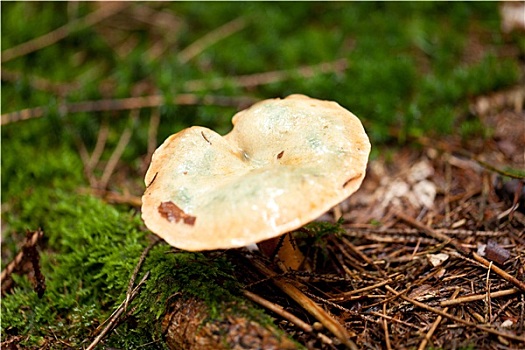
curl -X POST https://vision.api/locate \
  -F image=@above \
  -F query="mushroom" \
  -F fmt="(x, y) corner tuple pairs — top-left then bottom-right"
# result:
(142, 94), (370, 255)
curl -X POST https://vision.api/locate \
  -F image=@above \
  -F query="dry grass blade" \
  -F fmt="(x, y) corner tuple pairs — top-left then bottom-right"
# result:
(1, 3), (126, 63)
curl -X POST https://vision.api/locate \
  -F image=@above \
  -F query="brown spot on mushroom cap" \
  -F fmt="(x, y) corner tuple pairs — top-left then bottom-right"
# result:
(158, 201), (196, 226)
(141, 94), (371, 251)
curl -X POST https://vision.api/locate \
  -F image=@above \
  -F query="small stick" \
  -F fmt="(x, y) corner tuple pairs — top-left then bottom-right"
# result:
(145, 109), (160, 163)
(383, 303), (392, 350)
(384, 285), (525, 342)
(1, 3), (126, 63)
(473, 252), (525, 292)
(125, 238), (160, 309)
(87, 120), (110, 172)
(1, 68), (77, 94)
(367, 311), (421, 329)
(243, 290), (313, 333)
(81, 188), (142, 207)
(440, 288), (520, 306)
(1, 94), (256, 125)
(341, 237), (387, 277)
(485, 261), (493, 324)
(98, 112), (137, 189)
(86, 272), (149, 350)
(418, 288), (460, 350)
(184, 58), (349, 91)
(0, 229), (44, 284)
(333, 278), (395, 299)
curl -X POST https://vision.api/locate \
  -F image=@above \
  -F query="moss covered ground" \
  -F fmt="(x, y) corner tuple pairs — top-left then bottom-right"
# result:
(2, 2), (523, 349)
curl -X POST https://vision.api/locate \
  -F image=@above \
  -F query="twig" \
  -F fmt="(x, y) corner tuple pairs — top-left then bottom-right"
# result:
(243, 290), (313, 333)
(341, 236), (388, 277)
(82, 188), (142, 207)
(418, 136), (525, 180)
(1, 94), (257, 125)
(1, 3), (126, 63)
(86, 272), (150, 350)
(418, 288), (460, 350)
(0, 229), (44, 284)
(184, 58), (349, 91)
(367, 312), (421, 329)
(1, 229), (46, 297)
(440, 288), (520, 306)
(250, 257), (358, 350)
(178, 16), (247, 64)
(125, 238), (160, 309)
(384, 285), (525, 342)
(383, 303), (392, 350)
(394, 210), (469, 255)
(146, 109), (160, 163)
(472, 252), (525, 292)
(345, 227), (506, 237)
(98, 112), (137, 189)
(485, 261), (493, 324)
(88, 120), (110, 172)
(332, 278), (396, 300)
(1, 68), (77, 95)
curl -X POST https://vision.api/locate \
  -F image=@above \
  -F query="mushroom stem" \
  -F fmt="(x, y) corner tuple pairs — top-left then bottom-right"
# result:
(257, 233), (307, 271)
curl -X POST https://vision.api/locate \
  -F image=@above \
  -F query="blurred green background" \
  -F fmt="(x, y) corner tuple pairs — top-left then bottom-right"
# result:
(1, 2), (523, 348)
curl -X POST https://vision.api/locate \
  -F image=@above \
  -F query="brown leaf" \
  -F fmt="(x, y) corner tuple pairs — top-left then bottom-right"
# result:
(485, 240), (511, 265)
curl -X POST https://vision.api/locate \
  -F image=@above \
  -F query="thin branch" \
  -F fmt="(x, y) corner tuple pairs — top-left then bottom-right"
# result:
(125, 238), (160, 309)
(472, 252), (525, 292)
(418, 288), (460, 350)
(184, 58), (349, 91)
(384, 285), (525, 342)
(440, 288), (520, 307)
(86, 272), (150, 350)
(146, 109), (161, 160)
(382, 303), (392, 350)
(394, 210), (469, 255)
(250, 257), (358, 350)
(2, 3), (126, 63)
(88, 120), (110, 172)
(1, 94), (256, 125)
(1, 68), (77, 95)
(331, 278), (395, 300)
(1, 229), (45, 293)
(243, 289), (313, 333)
(98, 112), (137, 190)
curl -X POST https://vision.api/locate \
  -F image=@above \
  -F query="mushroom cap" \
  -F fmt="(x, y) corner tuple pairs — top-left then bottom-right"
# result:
(142, 94), (370, 251)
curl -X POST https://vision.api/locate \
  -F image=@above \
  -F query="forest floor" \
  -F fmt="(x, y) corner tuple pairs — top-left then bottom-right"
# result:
(2, 3), (524, 349)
